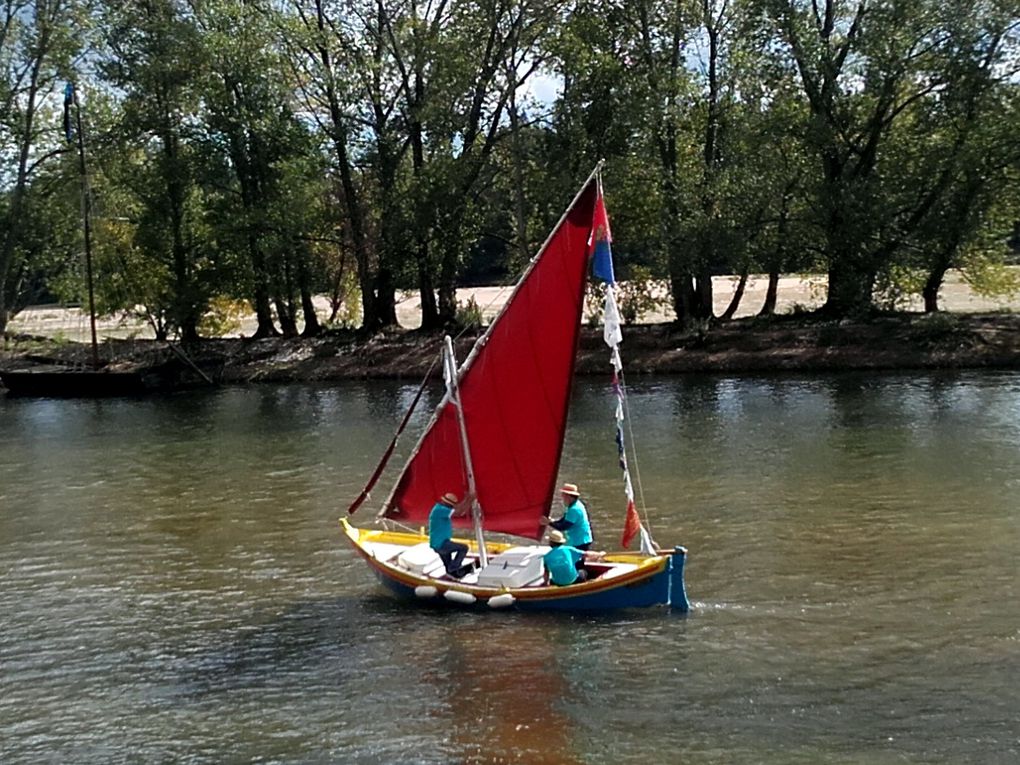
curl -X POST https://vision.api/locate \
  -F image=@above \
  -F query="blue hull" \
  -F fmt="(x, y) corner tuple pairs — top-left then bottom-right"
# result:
(371, 546), (690, 613)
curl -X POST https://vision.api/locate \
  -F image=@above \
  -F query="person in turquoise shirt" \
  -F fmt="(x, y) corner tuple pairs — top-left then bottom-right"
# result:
(429, 491), (473, 577)
(541, 482), (593, 550)
(543, 530), (604, 586)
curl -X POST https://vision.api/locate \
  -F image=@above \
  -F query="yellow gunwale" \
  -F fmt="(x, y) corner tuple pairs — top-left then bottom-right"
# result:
(341, 518), (670, 601)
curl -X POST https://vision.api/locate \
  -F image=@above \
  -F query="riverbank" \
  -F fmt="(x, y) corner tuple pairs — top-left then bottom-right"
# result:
(4, 312), (1020, 390)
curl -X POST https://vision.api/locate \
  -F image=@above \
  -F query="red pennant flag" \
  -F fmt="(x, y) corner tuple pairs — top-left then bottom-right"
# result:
(621, 499), (641, 549)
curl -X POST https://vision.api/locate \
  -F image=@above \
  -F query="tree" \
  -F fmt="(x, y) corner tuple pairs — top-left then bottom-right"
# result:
(281, 0), (394, 332)
(1, 0), (89, 334)
(764, 0), (1017, 316)
(100, 0), (209, 340)
(384, 0), (562, 327)
(894, 8), (1020, 311)
(195, 0), (312, 338)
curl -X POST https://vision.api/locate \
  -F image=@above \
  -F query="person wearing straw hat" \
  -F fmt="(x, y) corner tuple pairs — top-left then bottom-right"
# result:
(429, 491), (474, 578)
(542, 529), (605, 586)
(540, 482), (593, 550)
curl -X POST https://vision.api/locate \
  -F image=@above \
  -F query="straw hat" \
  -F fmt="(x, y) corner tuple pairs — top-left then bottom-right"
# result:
(547, 529), (566, 545)
(440, 492), (459, 505)
(560, 483), (580, 496)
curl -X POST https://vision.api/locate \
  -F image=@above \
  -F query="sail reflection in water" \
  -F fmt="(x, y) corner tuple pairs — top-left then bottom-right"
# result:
(411, 617), (582, 764)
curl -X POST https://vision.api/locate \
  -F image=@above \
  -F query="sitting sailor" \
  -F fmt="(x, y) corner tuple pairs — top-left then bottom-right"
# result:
(429, 491), (473, 578)
(542, 530), (604, 586)
(540, 482), (593, 550)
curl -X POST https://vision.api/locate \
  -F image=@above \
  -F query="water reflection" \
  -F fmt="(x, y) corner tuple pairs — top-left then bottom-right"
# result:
(413, 616), (581, 764)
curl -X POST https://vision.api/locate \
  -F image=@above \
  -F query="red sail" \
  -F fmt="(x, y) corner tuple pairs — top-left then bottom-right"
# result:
(382, 180), (598, 539)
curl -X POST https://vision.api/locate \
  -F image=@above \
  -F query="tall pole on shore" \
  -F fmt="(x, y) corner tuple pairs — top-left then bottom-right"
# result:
(67, 82), (99, 370)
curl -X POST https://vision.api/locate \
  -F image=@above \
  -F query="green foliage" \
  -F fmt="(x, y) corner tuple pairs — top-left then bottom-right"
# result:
(584, 270), (670, 325)
(198, 297), (249, 338)
(875, 266), (928, 312)
(961, 257), (1020, 302)
(324, 274), (363, 331)
(5, 0), (1019, 333)
(617, 267), (670, 324)
(911, 311), (962, 344)
(328, 297), (362, 331)
(585, 280), (607, 327)
(0, 0), (95, 331)
(455, 297), (483, 330)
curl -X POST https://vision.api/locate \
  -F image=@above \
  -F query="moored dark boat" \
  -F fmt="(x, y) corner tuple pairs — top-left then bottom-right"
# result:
(0, 84), (149, 401)
(0, 368), (146, 397)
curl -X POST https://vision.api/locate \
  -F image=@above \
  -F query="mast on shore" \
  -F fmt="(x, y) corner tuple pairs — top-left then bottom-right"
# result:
(66, 82), (99, 370)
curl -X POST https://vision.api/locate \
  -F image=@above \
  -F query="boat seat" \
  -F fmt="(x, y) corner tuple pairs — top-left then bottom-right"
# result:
(477, 546), (549, 589)
(394, 543), (447, 577)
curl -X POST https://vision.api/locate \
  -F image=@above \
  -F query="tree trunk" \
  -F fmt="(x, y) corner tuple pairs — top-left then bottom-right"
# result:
(274, 294), (298, 337)
(822, 257), (875, 317)
(314, 4), (378, 332)
(669, 268), (697, 327)
(819, 190), (875, 317)
(242, 198), (277, 338)
(720, 270), (749, 320)
(0, 31), (45, 338)
(374, 156), (400, 329)
(438, 251), (459, 327)
(298, 252), (322, 337)
(417, 251), (440, 331)
(922, 265), (947, 313)
(300, 285), (321, 336)
(437, 206), (467, 327)
(375, 268), (398, 327)
(249, 235), (278, 339)
(220, 77), (278, 339)
(759, 270), (780, 316)
(692, 7), (721, 323)
(508, 87), (530, 265)
(693, 270), (714, 320)
(162, 129), (201, 341)
(407, 36), (440, 331)
(411, 130), (439, 330)
(0, 194), (26, 338)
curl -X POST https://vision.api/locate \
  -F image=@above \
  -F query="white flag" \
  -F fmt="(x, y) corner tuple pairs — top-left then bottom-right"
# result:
(603, 287), (623, 347)
(639, 526), (657, 556)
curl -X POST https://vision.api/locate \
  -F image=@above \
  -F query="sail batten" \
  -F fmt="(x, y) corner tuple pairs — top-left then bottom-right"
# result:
(383, 178), (599, 539)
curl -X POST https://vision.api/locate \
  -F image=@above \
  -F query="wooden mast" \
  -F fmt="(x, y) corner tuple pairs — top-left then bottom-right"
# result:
(444, 335), (488, 567)
(69, 82), (99, 371)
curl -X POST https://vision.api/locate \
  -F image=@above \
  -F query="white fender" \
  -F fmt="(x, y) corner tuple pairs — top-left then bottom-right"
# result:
(414, 585), (438, 599)
(487, 593), (516, 609)
(443, 589), (477, 606)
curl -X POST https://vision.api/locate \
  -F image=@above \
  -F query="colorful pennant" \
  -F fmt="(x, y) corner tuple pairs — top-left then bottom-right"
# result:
(593, 186), (653, 551)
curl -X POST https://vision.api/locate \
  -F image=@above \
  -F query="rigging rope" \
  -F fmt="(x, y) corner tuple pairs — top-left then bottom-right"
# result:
(617, 371), (652, 533)
(346, 351), (440, 515)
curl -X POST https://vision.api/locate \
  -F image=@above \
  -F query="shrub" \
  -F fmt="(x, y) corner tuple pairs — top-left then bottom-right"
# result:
(456, 297), (483, 330)
(198, 297), (249, 337)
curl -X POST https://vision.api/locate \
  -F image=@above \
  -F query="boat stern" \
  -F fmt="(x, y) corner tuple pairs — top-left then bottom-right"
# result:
(669, 546), (690, 612)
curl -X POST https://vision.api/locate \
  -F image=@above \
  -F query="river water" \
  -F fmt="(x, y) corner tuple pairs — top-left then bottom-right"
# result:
(2, 373), (1018, 763)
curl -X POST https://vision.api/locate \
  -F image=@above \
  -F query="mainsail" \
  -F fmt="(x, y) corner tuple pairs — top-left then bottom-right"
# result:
(382, 180), (599, 539)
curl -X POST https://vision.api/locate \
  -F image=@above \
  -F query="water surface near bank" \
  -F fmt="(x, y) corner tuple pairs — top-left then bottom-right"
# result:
(2, 372), (1018, 763)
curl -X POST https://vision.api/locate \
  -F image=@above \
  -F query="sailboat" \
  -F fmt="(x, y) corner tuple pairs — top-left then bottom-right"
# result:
(341, 165), (689, 612)
(1, 82), (144, 397)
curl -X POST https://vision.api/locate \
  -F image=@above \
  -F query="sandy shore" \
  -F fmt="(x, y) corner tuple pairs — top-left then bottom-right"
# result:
(8, 271), (1018, 343)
